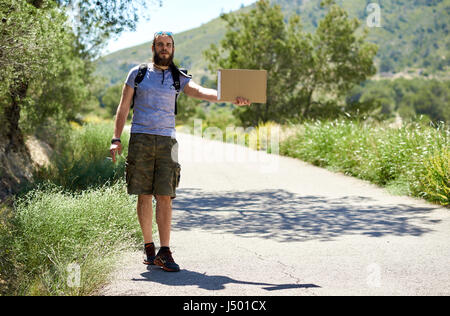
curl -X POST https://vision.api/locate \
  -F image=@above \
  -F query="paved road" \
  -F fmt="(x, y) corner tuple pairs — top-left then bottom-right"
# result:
(101, 132), (450, 296)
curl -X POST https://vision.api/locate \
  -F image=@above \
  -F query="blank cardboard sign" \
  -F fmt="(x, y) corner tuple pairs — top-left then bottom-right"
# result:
(218, 69), (267, 104)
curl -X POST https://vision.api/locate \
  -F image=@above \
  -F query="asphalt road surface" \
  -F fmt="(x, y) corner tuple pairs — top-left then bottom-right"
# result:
(101, 132), (450, 296)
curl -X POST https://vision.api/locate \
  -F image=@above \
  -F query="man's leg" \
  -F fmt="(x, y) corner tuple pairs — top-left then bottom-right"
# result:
(137, 194), (154, 244)
(155, 195), (172, 247)
(154, 195), (179, 272)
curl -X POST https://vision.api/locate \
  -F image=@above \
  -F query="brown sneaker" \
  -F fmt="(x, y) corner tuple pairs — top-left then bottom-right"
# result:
(154, 247), (180, 272)
(143, 243), (156, 265)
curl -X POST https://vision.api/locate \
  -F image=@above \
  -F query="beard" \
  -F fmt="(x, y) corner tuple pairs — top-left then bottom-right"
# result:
(153, 50), (174, 67)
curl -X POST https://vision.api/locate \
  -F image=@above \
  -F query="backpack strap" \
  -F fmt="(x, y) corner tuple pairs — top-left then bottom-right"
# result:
(169, 63), (192, 115)
(131, 63), (148, 109)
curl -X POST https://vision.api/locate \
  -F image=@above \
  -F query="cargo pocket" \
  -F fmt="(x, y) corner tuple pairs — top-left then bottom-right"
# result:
(125, 160), (135, 186)
(125, 137), (137, 186)
(173, 162), (181, 188)
(170, 138), (179, 163)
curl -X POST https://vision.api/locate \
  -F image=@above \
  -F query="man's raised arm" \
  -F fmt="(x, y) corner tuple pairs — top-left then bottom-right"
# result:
(183, 80), (251, 106)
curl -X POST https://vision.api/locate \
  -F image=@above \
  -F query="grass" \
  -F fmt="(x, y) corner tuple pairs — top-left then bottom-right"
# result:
(0, 121), (156, 296)
(32, 122), (129, 191)
(1, 182), (142, 295)
(279, 120), (449, 206)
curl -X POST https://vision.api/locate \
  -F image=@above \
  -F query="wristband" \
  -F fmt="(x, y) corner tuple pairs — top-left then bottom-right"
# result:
(111, 138), (121, 144)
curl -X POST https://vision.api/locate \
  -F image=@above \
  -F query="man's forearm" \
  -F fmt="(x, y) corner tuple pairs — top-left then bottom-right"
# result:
(113, 107), (128, 139)
(195, 87), (218, 102)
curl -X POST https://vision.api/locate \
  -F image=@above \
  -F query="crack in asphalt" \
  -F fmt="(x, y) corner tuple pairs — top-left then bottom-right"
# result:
(235, 244), (320, 295)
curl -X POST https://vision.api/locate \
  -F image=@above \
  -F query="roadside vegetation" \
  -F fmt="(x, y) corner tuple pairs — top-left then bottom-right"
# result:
(0, 182), (141, 295)
(176, 114), (449, 207)
(0, 0), (158, 295)
(0, 123), (150, 295)
(279, 120), (449, 206)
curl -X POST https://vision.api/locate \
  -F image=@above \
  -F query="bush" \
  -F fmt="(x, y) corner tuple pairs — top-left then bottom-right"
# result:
(0, 122), (159, 295)
(414, 148), (449, 205)
(33, 122), (129, 191)
(1, 181), (142, 295)
(280, 119), (449, 206)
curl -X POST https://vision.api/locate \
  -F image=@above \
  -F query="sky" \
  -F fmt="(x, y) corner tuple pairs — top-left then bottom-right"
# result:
(103, 0), (257, 56)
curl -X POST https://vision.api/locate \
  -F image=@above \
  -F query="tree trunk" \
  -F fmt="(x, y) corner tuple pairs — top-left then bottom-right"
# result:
(0, 81), (34, 202)
(264, 101), (269, 124)
(302, 89), (314, 118)
(4, 81), (28, 153)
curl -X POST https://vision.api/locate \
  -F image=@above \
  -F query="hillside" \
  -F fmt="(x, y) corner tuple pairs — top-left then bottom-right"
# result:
(95, 0), (450, 85)
(95, 17), (227, 85)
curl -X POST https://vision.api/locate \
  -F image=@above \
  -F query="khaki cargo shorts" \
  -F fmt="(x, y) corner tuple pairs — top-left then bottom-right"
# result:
(126, 133), (181, 199)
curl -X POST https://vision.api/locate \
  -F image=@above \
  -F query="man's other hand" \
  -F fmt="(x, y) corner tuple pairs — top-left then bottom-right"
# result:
(234, 96), (251, 106)
(109, 142), (122, 163)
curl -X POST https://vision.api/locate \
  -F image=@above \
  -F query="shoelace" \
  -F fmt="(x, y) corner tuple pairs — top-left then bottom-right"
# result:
(159, 250), (175, 263)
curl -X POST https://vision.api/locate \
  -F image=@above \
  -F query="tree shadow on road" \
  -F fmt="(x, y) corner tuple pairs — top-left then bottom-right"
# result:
(172, 188), (441, 242)
(132, 266), (320, 292)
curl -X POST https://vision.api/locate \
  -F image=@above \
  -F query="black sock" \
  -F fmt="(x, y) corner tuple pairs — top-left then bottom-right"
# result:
(159, 246), (170, 252)
(145, 242), (155, 248)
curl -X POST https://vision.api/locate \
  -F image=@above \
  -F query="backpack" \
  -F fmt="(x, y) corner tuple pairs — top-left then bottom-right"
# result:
(131, 63), (192, 115)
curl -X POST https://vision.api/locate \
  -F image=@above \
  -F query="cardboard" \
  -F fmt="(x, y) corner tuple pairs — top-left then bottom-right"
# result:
(218, 69), (267, 104)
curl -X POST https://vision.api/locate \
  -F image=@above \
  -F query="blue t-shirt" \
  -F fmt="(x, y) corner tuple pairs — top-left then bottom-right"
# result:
(125, 63), (191, 138)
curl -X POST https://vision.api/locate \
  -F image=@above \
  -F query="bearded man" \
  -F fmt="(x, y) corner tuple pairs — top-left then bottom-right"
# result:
(109, 31), (250, 272)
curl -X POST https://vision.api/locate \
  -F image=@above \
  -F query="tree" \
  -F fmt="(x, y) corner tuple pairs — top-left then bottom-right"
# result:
(204, 0), (378, 125)
(0, 0), (88, 152)
(412, 80), (449, 123)
(0, 0), (162, 150)
(0, 0), (161, 197)
(204, 0), (292, 125)
(101, 83), (124, 116)
(55, 0), (160, 58)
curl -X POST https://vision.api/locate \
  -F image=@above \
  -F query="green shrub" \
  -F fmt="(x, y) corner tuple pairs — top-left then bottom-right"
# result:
(33, 122), (129, 191)
(280, 120), (449, 206)
(1, 181), (142, 295)
(0, 122), (155, 295)
(414, 149), (449, 206)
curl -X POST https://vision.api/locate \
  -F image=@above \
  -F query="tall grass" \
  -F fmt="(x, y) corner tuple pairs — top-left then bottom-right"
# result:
(33, 122), (129, 191)
(0, 122), (154, 295)
(1, 182), (141, 295)
(280, 120), (449, 206)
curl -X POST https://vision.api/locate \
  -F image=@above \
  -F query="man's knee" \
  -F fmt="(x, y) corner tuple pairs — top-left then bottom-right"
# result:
(155, 195), (171, 204)
(138, 194), (153, 203)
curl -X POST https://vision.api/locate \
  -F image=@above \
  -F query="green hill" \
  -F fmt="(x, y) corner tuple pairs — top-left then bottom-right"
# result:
(95, 16), (228, 85)
(95, 0), (450, 85)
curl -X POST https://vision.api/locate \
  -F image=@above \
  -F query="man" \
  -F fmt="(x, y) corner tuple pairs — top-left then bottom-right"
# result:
(109, 31), (250, 272)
